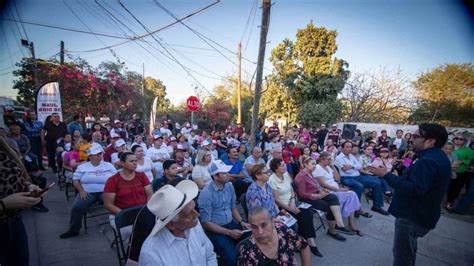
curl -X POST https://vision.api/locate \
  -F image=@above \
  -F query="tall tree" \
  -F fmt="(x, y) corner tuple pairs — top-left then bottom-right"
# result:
(266, 21), (349, 127)
(410, 63), (474, 127)
(341, 68), (414, 123)
(145, 77), (171, 115)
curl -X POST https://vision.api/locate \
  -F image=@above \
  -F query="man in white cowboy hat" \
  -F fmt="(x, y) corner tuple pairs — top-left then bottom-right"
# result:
(197, 160), (251, 266)
(60, 143), (117, 239)
(139, 180), (217, 265)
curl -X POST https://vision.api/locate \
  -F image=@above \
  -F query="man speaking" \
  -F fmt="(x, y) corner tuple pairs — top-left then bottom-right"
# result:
(369, 123), (451, 266)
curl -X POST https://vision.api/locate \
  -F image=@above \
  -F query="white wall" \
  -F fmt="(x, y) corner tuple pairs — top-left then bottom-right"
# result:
(336, 122), (474, 138)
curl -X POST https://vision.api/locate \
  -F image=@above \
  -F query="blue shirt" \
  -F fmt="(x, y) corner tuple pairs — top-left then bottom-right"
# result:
(224, 159), (243, 175)
(243, 156), (266, 182)
(23, 120), (43, 138)
(67, 121), (84, 135)
(246, 182), (278, 218)
(198, 181), (236, 226)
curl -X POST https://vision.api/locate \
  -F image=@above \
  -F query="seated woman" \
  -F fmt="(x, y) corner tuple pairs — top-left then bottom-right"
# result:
(192, 149), (213, 189)
(295, 157), (355, 242)
(62, 142), (81, 182)
(132, 145), (156, 183)
(103, 152), (154, 242)
(268, 158), (323, 257)
(371, 147), (393, 196)
(313, 152), (361, 235)
(111, 139), (128, 168)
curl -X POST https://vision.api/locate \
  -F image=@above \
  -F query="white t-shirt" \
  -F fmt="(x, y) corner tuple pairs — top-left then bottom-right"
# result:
(160, 128), (172, 137)
(131, 142), (147, 151)
(192, 165), (212, 184)
(146, 146), (170, 175)
(312, 164), (339, 189)
(393, 138), (402, 149)
(136, 157), (154, 182)
(73, 161), (117, 193)
(111, 152), (120, 164)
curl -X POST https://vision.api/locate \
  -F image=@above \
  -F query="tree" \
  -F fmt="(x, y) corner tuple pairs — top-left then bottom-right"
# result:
(12, 57), (162, 122)
(341, 68), (415, 123)
(265, 21), (349, 127)
(410, 63), (474, 127)
(145, 77), (170, 115)
(297, 99), (343, 126)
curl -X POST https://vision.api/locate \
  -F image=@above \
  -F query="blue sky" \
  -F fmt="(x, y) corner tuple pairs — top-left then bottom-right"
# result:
(0, 0), (472, 105)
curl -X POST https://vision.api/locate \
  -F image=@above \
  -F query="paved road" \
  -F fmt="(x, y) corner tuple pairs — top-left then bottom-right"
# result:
(23, 170), (474, 266)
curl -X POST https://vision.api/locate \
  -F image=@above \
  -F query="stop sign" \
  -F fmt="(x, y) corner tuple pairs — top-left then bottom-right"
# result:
(186, 96), (201, 112)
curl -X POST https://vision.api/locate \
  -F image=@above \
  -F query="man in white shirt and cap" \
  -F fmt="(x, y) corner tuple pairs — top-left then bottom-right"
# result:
(139, 180), (217, 265)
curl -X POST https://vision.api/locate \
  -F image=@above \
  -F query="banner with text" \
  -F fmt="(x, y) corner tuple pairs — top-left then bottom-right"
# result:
(36, 82), (63, 123)
(149, 96), (158, 135)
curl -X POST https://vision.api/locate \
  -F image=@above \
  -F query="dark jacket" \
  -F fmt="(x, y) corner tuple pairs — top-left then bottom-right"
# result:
(383, 147), (451, 229)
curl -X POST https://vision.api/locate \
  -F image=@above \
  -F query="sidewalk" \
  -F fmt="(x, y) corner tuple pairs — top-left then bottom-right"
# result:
(24, 170), (474, 266)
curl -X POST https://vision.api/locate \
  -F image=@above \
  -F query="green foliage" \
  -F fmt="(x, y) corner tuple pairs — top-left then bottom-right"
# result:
(264, 21), (348, 124)
(145, 77), (170, 115)
(297, 99), (343, 127)
(410, 63), (474, 127)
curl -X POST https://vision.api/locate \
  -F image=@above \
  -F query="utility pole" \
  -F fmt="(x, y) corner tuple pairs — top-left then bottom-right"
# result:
(21, 39), (38, 91)
(250, 0), (271, 149)
(60, 41), (65, 65)
(142, 63), (147, 134)
(237, 42), (242, 124)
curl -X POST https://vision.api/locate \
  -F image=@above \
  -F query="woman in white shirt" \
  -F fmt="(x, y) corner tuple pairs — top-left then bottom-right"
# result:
(132, 145), (156, 183)
(268, 158), (322, 257)
(192, 149), (212, 189)
(313, 152), (362, 234)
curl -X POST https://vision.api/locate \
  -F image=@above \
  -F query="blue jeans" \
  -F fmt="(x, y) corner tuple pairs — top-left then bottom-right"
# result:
(393, 218), (430, 266)
(206, 221), (245, 266)
(69, 192), (103, 233)
(341, 175), (384, 208)
(380, 178), (391, 193)
(0, 215), (29, 266)
(455, 176), (474, 214)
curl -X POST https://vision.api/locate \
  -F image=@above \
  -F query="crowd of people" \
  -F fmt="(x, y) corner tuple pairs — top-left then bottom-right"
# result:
(1, 108), (473, 265)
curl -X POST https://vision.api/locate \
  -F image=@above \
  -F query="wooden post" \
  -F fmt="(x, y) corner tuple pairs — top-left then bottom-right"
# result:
(250, 0), (271, 149)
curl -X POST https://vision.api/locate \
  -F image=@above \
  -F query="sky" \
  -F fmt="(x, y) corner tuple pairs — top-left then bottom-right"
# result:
(0, 0), (472, 105)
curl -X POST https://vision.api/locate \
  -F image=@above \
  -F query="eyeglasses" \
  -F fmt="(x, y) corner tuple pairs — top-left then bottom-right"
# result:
(453, 138), (465, 141)
(412, 134), (424, 140)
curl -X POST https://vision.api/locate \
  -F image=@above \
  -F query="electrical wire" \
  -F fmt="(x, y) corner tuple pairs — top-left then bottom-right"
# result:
(66, 0), (220, 53)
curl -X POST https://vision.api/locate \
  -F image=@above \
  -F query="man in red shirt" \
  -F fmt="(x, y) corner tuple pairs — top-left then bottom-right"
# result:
(268, 121), (280, 136)
(233, 123), (244, 138)
(104, 132), (120, 163)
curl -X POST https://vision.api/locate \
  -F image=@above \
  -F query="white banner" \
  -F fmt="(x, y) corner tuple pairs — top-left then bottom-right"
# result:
(149, 96), (158, 135)
(36, 82), (62, 124)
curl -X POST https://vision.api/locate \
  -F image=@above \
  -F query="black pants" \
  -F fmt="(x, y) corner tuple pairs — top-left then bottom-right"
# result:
(46, 141), (57, 171)
(302, 193), (340, 221)
(0, 215), (29, 266)
(447, 172), (471, 204)
(288, 208), (316, 239)
(30, 137), (43, 168)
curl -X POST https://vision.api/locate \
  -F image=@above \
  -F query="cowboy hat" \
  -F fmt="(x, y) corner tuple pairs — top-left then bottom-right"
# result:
(147, 180), (198, 236)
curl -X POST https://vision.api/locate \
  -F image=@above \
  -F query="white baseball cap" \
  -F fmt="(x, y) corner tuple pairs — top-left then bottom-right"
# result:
(209, 160), (233, 175)
(87, 143), (104, 156)
(110, 132), (120, 139)
(115, 139), (126, 148)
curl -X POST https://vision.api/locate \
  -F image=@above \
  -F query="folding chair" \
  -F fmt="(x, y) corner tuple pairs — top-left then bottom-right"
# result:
(239, 193), (248, 220)
(310, 208), (327, 231)
(83, 201), (109, 234)
(125, 206), (156, 265)
(112, 205), (144, 266)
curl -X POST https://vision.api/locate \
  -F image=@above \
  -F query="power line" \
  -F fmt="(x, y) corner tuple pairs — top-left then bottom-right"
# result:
(118, 0), (213, 95)
(0, 24), (16, 68)
(66, 0), (221, 53)
(13, 0), (29, 40)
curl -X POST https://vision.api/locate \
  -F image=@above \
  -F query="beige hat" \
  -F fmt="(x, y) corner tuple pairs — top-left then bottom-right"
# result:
(147, 180), (198, 236)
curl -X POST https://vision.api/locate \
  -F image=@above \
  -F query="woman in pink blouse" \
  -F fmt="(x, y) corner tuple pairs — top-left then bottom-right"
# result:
(295, 157), (355, 241)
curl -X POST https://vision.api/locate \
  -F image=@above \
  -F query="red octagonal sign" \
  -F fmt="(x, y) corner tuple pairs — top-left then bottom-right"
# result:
(186, 96), (201, 112)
